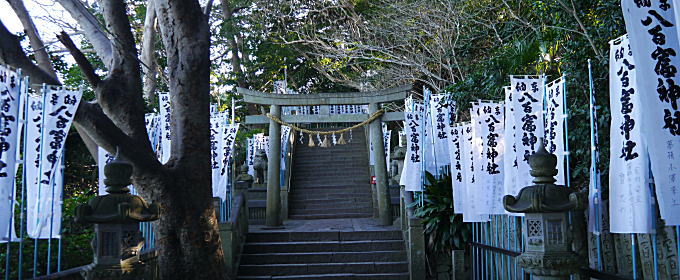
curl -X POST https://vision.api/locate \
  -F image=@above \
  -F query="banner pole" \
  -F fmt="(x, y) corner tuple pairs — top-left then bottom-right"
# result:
(588, 59), (604, 271)
(562, 74), (571, 188)
(17, 76), (30, 280)
(33, 84), (49, 279)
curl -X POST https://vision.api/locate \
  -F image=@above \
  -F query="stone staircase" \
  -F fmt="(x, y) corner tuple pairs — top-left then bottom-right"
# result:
(289, 127), (373, 220)
(237, 126), (409, 280)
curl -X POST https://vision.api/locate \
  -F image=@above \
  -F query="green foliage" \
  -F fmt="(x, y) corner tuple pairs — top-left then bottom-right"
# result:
(412, 172), (471, 253)
(442, 0), (623, 193)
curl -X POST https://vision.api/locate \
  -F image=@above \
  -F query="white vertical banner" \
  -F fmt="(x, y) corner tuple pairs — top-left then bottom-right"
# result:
(623, 1), (680, 225)
(503, 86), (519, 198)
(423, 91), (437, 175)
(510, 76), (545, 195)
(384, 128), (391, 173)
(482, 102), (505, 214)
(430, 95), (450, 167)
(401, 103), (425, 192)
(0, 66), (21, 242)
(210, 116), (224, 198)
(145, 113), (159, 151)
(449, 125), (464, 214)
(27, 87), (82, 238)
(462, 120), (488, 222)
(246, 138), (255, 176)
(216, 123), (239, 201)
(158, 92), (172, 164)
(281, 125), (292, 170)
(608, 35), (654, 233)
(545, 78), (567, 185)
(253, 133), (269, 160)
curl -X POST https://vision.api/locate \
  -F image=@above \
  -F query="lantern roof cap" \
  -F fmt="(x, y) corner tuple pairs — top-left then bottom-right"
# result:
(75, 148), (159, 224)
(503, 140), (586, 213)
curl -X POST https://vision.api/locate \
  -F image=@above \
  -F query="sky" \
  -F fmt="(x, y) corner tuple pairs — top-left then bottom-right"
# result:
(1, 0), (82, 50)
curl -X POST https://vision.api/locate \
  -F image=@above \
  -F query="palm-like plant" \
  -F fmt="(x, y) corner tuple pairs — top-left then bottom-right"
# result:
(412, 172), (471, 253)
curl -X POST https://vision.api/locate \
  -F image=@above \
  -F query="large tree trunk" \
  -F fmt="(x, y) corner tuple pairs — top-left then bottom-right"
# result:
(139, 173), (226, 279)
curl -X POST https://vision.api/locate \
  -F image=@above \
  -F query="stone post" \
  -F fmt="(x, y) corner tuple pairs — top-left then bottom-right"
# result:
(266, 104), (282, 227)
(369, 102), (392, 226)
(75, 150), (160, 280)
(503, 142), (586, 280)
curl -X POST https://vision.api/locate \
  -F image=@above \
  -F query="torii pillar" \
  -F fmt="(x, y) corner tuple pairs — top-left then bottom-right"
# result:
(369, 102), (392, 226)
(266, 104), (282, 227)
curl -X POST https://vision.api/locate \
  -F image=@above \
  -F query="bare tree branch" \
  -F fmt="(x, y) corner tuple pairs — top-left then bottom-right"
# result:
(0, 20), (60, 85)
(142, 0), (158, 99)
(55, 0), (114, 68)
(57, 31), (101, 87)
(6, 0), (58, 81)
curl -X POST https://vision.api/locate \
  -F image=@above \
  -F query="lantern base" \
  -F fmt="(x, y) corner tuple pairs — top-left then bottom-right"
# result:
(517, 251), (582, 279)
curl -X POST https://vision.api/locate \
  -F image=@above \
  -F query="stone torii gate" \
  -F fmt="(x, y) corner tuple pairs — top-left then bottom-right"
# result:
(237, 85), (410, 227)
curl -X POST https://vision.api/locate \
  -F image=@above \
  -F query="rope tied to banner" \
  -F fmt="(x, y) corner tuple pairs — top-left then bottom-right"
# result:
(264, 109), (385, 136)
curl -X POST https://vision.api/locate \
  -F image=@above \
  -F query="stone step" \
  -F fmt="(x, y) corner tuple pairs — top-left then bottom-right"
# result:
(293, 170), (370, 178)
(239, 259), (406, 275)
(289, 213), (372, 220)
(289, 184), (371, 191)
(289, 192), (372, 201)
(292, 178), (370, 185)
(289, 207), (373, 215)
(237, 272), (409, 280)
(291, 162), (369, 169)
(247, 230), (399, 243)
(288, 198), (372, 208)
(294, 151), (369, 157)
(290, 201), (372, 210)
(238, 261), (408, 276)
(240, 250), (406, 264)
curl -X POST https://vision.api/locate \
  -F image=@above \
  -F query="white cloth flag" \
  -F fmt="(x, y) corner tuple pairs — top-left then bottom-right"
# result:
(246, 138), (255, 176)
(503, 87), (519, 197)
(430, 95), (450, 166)
(0, 66), (21, 242)
(401, 103), (425, 191)
(281, 126), (292, 170)
(462, 120), (488, 222)
(215, 123), (239, 201)
(384, 129), (392, 173)
(608, 35), (654, 233)
(145, 113), (159, 151)
(449, 125), (464, 214)
(545, 78), (567, 185)
(158, 92), (172, 164)
(210, 115), (225, 198)
(623, 1), (680, 225)
(27, 88), (82, 238)
(481, 103), (505, 214)
(510, 76), (545, 195)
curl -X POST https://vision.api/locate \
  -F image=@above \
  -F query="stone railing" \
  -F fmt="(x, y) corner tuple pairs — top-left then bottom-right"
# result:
(400, 189), (427, 280)
(220, 192), (249, 278)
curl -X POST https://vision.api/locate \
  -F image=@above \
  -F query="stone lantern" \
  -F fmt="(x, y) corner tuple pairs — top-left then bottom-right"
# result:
(503, 142), (586, 280)
(75, 150), (160, 280)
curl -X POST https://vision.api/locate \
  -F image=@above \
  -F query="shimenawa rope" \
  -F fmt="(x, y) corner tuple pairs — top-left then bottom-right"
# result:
(264, 109), (384, 136)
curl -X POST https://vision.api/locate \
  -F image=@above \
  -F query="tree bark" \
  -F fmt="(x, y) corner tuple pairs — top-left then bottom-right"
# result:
(141, 0), (159, 100)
